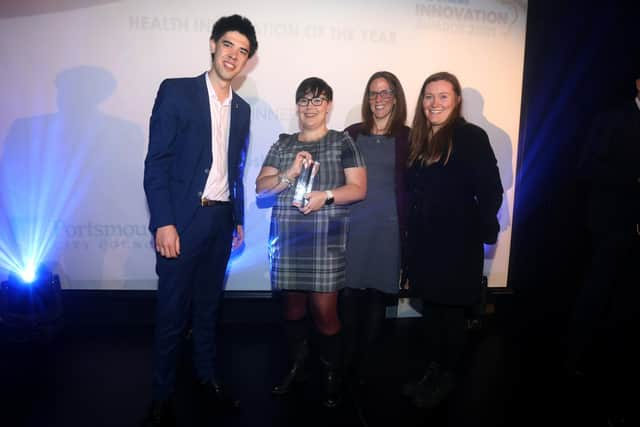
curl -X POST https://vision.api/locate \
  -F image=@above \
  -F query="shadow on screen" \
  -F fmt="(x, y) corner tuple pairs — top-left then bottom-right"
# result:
(0, 65), (145, 289)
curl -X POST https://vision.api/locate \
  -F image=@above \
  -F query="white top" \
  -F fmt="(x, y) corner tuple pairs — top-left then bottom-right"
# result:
(202, 73), (232, 201)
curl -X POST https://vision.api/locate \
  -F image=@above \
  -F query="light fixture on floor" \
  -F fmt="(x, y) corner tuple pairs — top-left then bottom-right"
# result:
(0, 264), (63, 342)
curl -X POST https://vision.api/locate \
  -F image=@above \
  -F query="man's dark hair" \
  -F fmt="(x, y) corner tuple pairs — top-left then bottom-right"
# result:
(210, 14), (258, 58)
(295, 77), (333, 103)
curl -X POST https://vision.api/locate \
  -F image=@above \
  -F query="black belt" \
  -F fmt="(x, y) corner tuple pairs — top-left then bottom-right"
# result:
(201, 198), (231, 207)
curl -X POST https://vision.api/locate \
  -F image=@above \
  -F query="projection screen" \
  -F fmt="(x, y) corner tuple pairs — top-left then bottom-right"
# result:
(0, 0), (527, 290)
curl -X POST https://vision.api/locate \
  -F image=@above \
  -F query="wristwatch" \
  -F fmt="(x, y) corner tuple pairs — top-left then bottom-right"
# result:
(278, 173), (293, 188)
(324, 190), (334, 205)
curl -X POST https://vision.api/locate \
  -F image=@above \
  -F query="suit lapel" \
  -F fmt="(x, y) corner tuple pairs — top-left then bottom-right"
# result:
(228, 92), (243, 170)
(196, 73), (213, 163)
(632, 100), (640, 126)
(229, 93), (241, 150)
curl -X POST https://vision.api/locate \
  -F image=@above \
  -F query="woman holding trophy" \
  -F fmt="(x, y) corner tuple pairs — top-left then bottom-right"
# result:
(255, 77), (366, 407)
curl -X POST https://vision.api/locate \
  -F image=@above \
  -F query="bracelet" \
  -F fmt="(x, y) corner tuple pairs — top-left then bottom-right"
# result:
(278, 173), (293, 188)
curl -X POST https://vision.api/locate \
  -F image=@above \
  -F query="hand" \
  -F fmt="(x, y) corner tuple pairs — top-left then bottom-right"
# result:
(299, 191), (326, 215)
(232, 225), (244, 250)
(286, 151), (313, 179)
(156, 225), (180, 258)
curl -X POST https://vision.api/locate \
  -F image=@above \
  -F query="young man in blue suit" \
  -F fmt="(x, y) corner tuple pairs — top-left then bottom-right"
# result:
(142, 14), (257, 426)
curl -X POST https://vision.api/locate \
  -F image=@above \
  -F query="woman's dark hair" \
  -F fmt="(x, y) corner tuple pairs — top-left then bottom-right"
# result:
(361, 71), (407, 136)
(295, 77), (333, 103)
(408, 71), (463, 166)
(210, 14), (258, 58)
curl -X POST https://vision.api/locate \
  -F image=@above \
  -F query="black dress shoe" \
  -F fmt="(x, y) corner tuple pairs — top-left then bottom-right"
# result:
(197, 380), (241, 415)
(141, 399), (175, 427)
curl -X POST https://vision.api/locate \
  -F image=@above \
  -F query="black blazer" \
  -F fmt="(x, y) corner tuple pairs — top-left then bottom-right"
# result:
(144, 73), (250, 233)
(407, 119), (503, 306)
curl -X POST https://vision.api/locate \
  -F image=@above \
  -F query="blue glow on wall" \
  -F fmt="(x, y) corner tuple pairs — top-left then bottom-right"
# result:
(0, 66), (118, 280)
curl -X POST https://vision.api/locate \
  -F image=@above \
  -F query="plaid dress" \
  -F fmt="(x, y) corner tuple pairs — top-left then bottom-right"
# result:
(262, 130), (366, 292)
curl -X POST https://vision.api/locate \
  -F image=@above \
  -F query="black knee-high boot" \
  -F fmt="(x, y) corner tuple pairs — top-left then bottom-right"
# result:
(272, 318), (309, 395)
(318, 331), (342, 408)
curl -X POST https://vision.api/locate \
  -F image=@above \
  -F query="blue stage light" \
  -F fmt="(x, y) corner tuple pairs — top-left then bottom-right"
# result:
(18, 262), (37, 284)
(0, 264), (63, 343)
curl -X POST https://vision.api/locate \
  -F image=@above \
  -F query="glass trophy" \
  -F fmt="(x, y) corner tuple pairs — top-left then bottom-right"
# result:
(292, 159), (320, 208)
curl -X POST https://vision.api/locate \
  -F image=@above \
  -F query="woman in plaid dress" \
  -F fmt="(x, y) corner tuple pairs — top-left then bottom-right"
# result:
(256, 77), (366, 407)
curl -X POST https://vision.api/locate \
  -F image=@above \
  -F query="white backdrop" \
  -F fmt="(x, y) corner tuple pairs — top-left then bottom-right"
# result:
(0, 0), (527, 290)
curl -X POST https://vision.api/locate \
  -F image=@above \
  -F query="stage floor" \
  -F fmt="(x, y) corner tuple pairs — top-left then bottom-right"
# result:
(0, 296), (632, 427)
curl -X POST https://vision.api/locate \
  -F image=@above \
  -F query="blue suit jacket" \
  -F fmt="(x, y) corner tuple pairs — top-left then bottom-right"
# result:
(144, 73), (250, 233)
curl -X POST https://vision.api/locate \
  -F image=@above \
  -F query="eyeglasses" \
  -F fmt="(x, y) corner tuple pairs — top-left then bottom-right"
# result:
(296, 97), (328, 107)
(367, 89), (394, 100)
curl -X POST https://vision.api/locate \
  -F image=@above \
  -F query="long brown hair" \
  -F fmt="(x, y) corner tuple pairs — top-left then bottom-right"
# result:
(408, 72), (463, 166)
(361, 71), (407, 136)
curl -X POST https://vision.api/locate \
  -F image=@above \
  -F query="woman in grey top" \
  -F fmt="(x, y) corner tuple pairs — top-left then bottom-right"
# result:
(256, 77), (366, 407)
(342, 71), (410, 384)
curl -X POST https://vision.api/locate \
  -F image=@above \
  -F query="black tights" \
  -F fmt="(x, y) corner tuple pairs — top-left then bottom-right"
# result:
(339, 288), (387, 371)
(282, 290), (340, 336)
(421, 300), (468, 372)
(281, 290), (342, 367)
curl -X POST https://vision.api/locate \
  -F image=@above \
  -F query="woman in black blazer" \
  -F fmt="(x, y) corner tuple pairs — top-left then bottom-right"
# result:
(403, 72), (503, 409)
